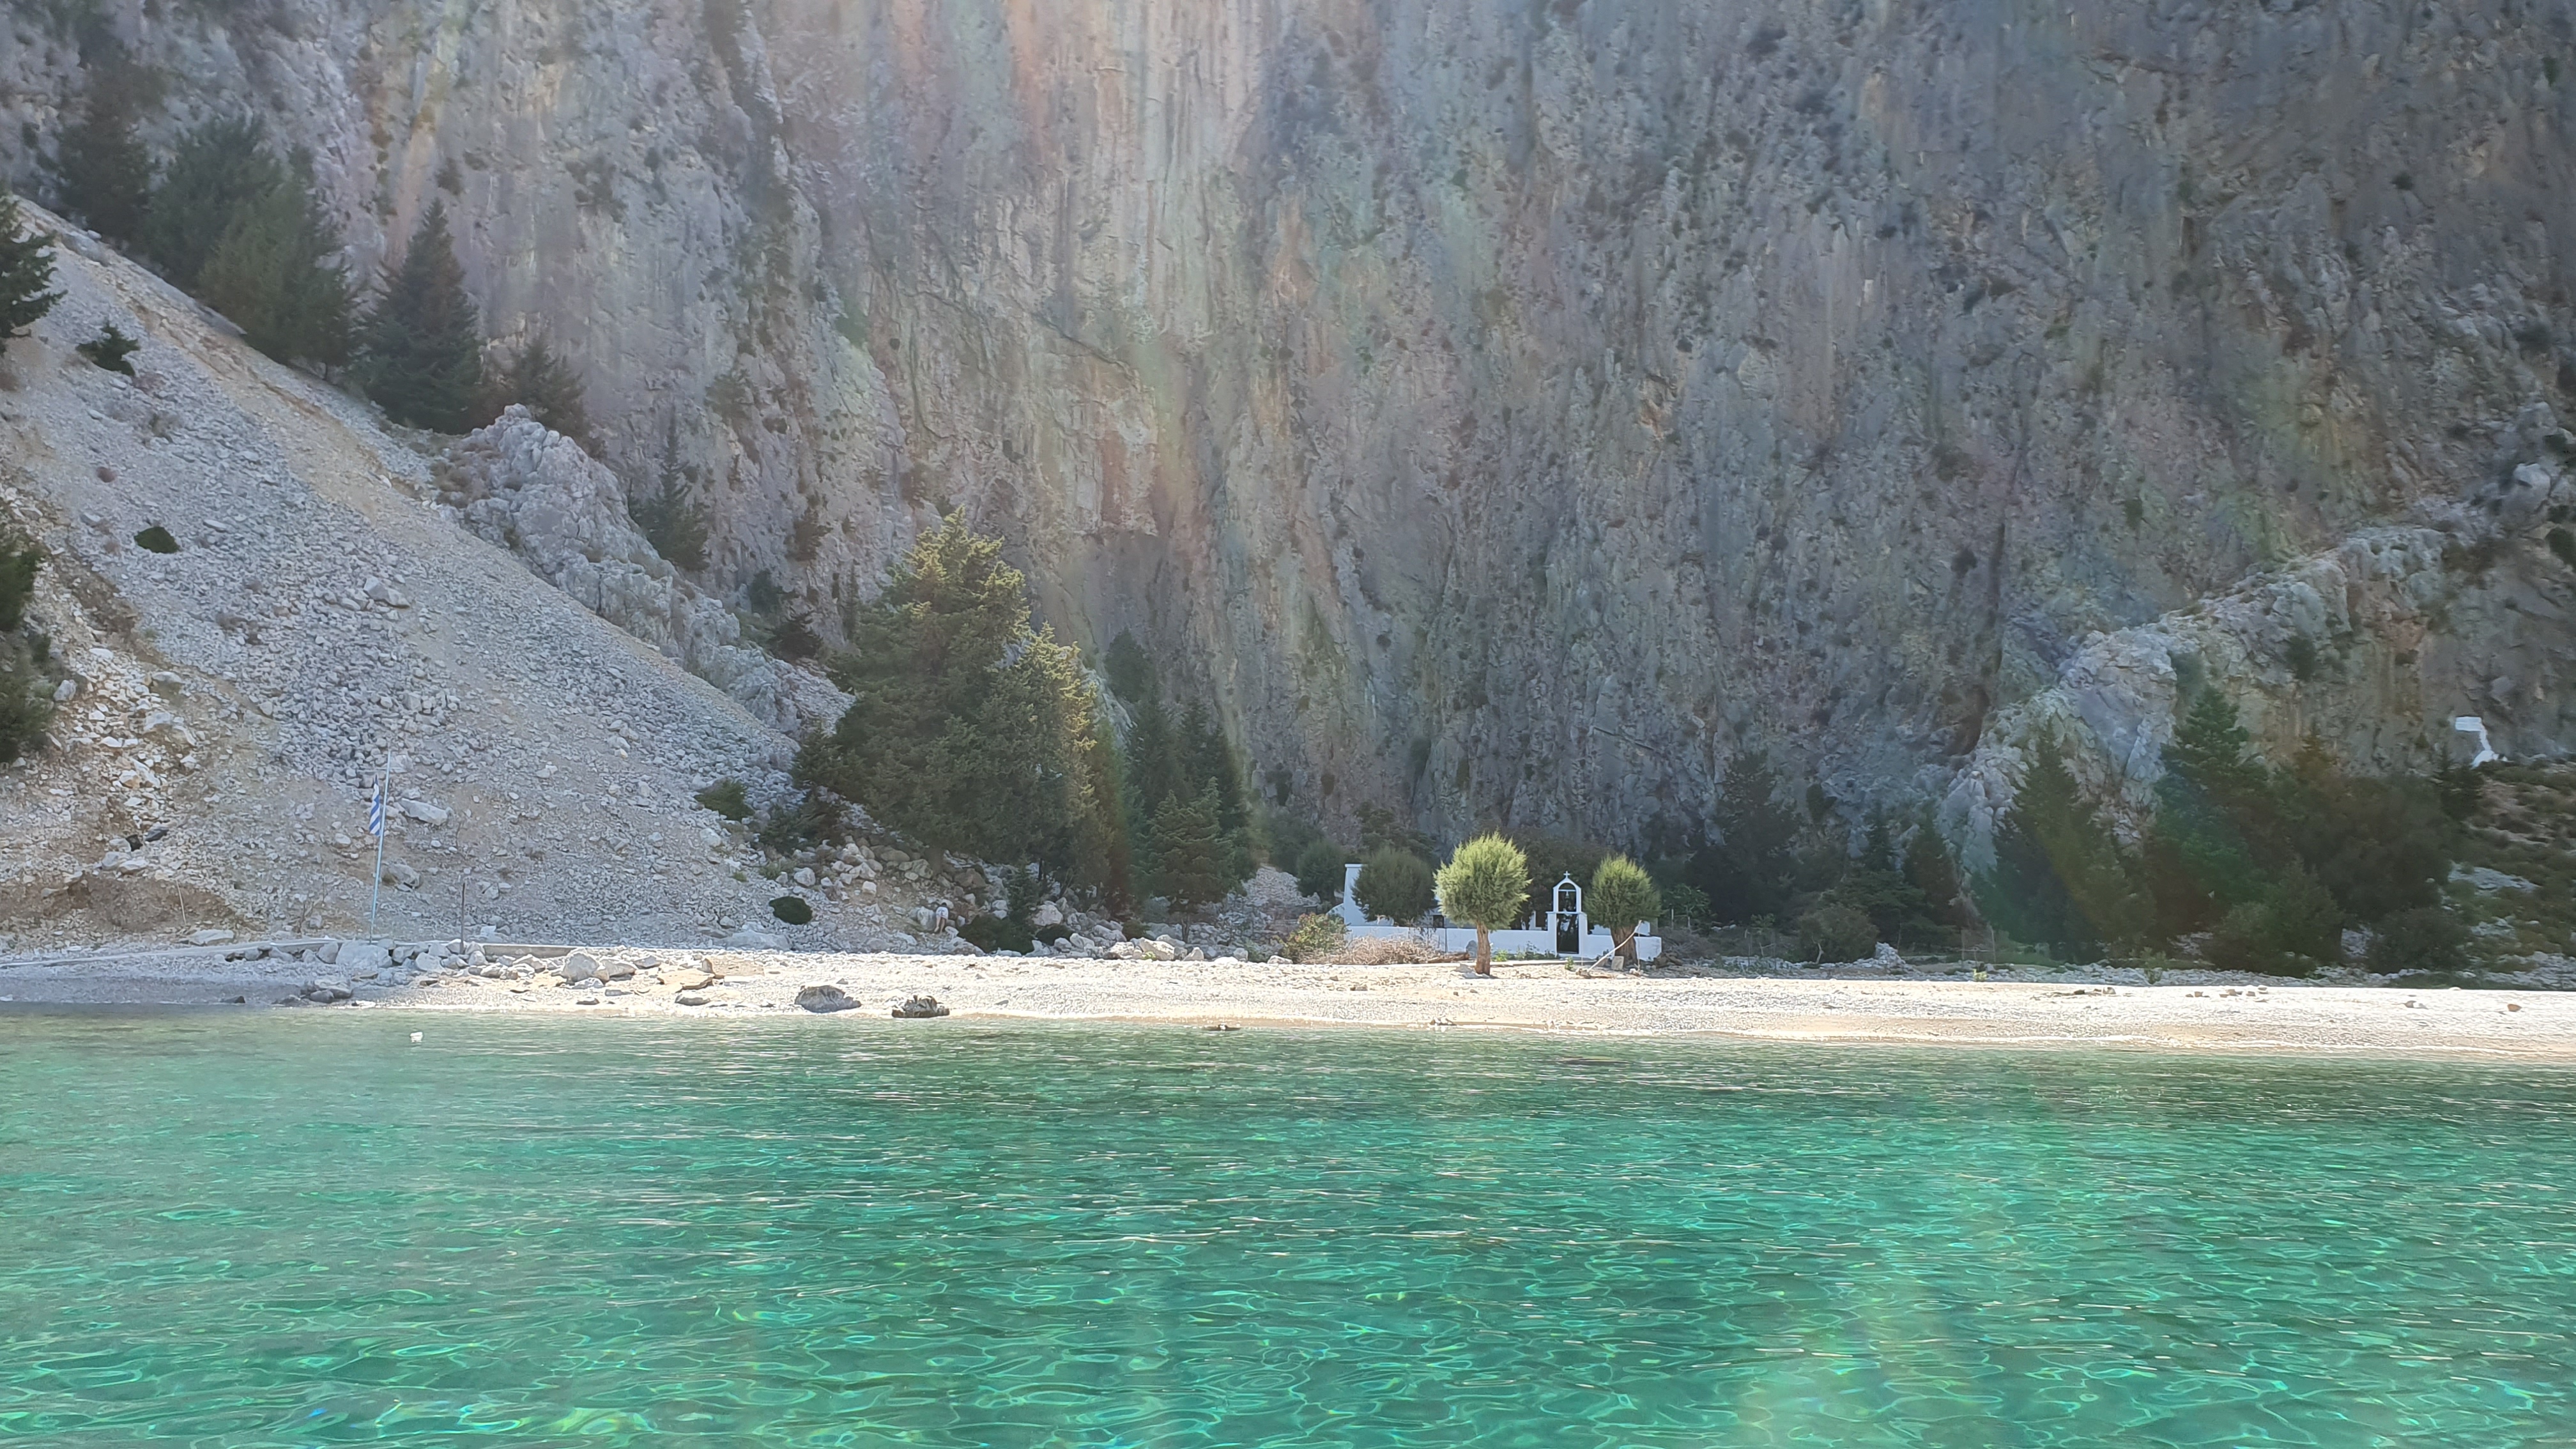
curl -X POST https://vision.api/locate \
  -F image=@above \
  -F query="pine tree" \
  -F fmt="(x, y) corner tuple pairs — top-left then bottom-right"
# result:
(195, 157), (351, 369)
(628, 418), (710, 570)
(1832, 816), (1935, 946)
(52, 84), (153, 246)
(1900, 809), (1967, 935)
(0, 191), (61, 342)
(357, 202), (485, 432)
(1976, 735), (2145, 958)
(797, 518), (1109, 875)
(1696, 752), (1802, 924)
(1179, 702), (1253, 884)
(1148, 787), (1230, 909)
(142, 117), (283, 288)
(2165, 687), (2267, 807)
(487, 332), (593, 448)
(1102, 629), (1156, 703)
(2147, 688), (2269, 937)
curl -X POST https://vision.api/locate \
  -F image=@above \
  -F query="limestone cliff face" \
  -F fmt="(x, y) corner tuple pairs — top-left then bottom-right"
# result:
(6, 0), (2572, 843)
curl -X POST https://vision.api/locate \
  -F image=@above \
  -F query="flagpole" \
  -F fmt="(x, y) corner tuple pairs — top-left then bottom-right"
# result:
(368, 762), (388, 935)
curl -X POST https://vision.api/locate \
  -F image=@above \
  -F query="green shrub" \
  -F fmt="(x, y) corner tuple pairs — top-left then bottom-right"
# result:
(1293, 838), (1351, 903)
(0, 189), (61, 342)
(2204, 867), (2340, 976)
(132, 525), (178, 554)
(1588, 854), (1661, 956)
(768, 894), (813, 926)
(2367, 906), (2469, 976)
(695, 778), (751, 821)
(2284, 633), (2320, 682)
(1278, 912), (1346, 964)
(755, 792), (841, 855)
(1796, 902), (1878, 963)
(75, 320), (138, 374)
(1657, 878), (1711, 932)
(1437, 834), (1531, 973)
(0, 643), (52, 763)
(1355, 847), (1436, 924)
(958, 912), (1027, 953)
(0, 528), (39, 633)
(0, 527), (54, 760)
(1103, 628), (1156, 702)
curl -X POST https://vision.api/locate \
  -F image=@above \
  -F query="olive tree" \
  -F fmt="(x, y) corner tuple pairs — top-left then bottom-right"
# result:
(1589, 854), (1662, 961)
(1436, 834), (1530, 976)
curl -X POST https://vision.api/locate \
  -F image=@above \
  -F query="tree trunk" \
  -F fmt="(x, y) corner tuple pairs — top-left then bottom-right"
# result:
(1475, 924), (1492, 975)
(1613, 924), (1636, 962)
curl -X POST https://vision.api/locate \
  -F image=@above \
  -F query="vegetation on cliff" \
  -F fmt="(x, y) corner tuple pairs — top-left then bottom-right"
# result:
(0, 190), (61, 341)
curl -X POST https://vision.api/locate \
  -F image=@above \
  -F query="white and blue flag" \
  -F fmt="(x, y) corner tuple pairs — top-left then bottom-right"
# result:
(368, 775), (387, 838)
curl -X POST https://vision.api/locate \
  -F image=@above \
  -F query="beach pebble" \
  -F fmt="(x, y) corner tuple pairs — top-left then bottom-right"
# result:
(675, 992), (709, 1006)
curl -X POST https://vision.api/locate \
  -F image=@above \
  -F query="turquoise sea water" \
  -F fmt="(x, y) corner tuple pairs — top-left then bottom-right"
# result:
(3, 1013), (2574, 1446)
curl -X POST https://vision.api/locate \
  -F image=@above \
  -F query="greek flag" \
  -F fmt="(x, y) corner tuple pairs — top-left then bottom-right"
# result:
(368, 776), (387, 838)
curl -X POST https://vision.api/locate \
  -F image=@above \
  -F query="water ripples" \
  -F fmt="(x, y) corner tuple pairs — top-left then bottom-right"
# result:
(3, 1013), (2574, 1445)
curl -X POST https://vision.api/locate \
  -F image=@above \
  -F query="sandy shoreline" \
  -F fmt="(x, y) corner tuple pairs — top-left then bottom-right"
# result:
(4, 942), (2575, 1061)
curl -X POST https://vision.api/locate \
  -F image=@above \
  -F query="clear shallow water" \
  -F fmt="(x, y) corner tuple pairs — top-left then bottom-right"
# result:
(3, 1015), (2573, 1447)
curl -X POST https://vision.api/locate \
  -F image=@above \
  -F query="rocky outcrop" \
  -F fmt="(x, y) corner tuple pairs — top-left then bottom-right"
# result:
(1949, 484), (2576, 863)
(437, 410), (848, 739)
(5, 1), (2570, 843)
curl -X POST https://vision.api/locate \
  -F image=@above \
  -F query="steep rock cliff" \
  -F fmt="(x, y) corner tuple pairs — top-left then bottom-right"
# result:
(6, 0), (2571, 844)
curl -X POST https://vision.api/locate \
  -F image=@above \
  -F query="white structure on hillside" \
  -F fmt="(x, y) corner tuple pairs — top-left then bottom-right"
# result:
(1337, 866), (1660, 961)
(2454, 716), (2501, 767)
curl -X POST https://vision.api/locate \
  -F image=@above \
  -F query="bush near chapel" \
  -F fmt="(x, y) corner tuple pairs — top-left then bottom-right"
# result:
(1354, 847), (1436, 924)
(1434, 835), (1529, 976)
(1293, 838), (1352, 904)
(1588, 854), (1661, 959)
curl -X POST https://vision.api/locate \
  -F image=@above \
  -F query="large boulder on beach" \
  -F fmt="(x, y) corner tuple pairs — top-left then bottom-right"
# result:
(891, 995), (950, 1018)
(796, 984), (860, 1013)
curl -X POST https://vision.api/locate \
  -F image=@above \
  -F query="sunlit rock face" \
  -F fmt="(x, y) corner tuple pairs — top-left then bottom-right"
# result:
(6, 1), (2570, 839)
